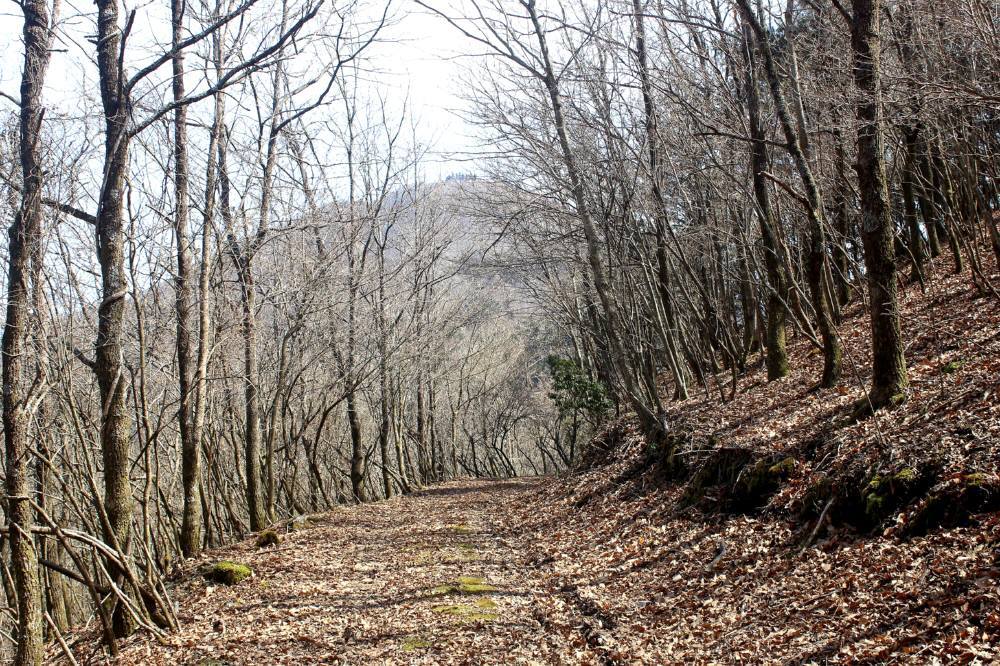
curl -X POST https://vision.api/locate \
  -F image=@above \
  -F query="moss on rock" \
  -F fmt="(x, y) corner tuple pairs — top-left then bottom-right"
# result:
(255, 529), (281, 548)
(963, 472), (988, 487)
(768, 457), (797, 476)
(202, 560), (252, 585)
(862, 467), (925, 527)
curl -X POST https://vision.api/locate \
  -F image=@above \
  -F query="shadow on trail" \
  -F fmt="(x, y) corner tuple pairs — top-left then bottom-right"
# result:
(412, 484), (485, 498)
(414, 478), (539, 498)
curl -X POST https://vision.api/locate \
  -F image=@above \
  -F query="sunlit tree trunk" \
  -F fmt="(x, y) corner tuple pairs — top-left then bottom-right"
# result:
(3, 0), (54, 660)
(738, 17), (790, 381)
(737, 0), (841, 388)
(851, 0), (907, 409)
(95, 0), (139, 637)
(526, 0), (660, 434)
(172, 0), (202, 558)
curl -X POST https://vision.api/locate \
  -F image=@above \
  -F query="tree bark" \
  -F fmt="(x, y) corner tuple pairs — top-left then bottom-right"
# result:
(172, 0), (202, 558)
(738, 0), (841, 388)
(237, 256), (267, 530)
(902, 128), (926, 284)
(738, 17), (790, 381)
(94, 0), (139, 637)
(525, 0), (660, 434)
(851, 0), (908, 408)
(4, 0), (53, 661)
(831, 126), (853, 309)
(632, 0), (690, 397)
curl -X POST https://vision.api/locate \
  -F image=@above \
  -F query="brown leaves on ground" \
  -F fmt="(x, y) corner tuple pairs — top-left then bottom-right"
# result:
(65, 471), (998, 664)
(514, 252), (1000, 663)
(518, 479), (999, 663)
(61, 475), (999, 665)
(58, 255), (999, 665)
(61, 479), (604, 665)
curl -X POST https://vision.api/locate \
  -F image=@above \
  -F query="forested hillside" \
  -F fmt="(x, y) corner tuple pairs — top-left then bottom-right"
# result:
(0, 0), (998, 663)
(55, 251), (1000, 664)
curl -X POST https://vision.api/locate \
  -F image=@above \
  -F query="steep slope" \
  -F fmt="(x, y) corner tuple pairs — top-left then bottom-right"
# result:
(512, 251), (1000, 662)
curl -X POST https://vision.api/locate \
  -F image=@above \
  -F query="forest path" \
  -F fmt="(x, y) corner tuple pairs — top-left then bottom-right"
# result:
(110, 478), (592, 665)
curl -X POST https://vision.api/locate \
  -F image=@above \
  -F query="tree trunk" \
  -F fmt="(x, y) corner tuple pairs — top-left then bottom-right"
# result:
(346, 387), (366, 502)
(171, 0), (202, 558)
(4, 0), (53, 660)
(95, 0), (139, 637)
(237, 258), (267, 530)
(738, 17), (790, 381)
(851, 0), (907, 409)
(190, 20), (226, 554)
(831, 127), (853, 308)
(633, 0), (690, 398)
(902, 128), (926, 284)
(738, 0), (841, 388)
(527, 0), (660, 434)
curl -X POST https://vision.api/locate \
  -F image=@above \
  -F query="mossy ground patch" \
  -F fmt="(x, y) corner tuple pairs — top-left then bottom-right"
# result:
(202, 561), (252, 585)
(431, 599), (498, 622)
(429, 575), (498, 596)
(402, 635), (434, 652)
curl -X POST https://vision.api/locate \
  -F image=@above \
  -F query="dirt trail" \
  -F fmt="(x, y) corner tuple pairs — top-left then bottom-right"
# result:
(95, 479), (592, 666)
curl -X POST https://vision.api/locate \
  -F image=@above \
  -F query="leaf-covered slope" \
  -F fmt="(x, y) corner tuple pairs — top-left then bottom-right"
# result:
(515, 250), (1000, 662)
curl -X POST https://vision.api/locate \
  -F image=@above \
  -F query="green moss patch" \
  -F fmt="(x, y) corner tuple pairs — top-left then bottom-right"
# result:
(255, 529), (281, 548)
(964, 472), (988, 487)
(402, 635), (434, 652)
(455, 576), (497, 593)
(428, 575), (498, 596)
(431, 602), (498, 622)
(941, 359), (964, 374)
(768, 457), (797, 476)
(450, 543), (480, 562)
(862, 467), (926, 527)
(202, 561), (252, 585)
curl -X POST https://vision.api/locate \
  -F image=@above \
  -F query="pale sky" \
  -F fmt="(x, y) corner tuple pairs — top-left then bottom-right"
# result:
(377, 3), (480, 178)
(0, 0), (480, 180)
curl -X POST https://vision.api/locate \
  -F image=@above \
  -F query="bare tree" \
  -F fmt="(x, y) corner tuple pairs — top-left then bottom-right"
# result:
(848, 0), (907, 409)
(3, 0), (57, 661)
